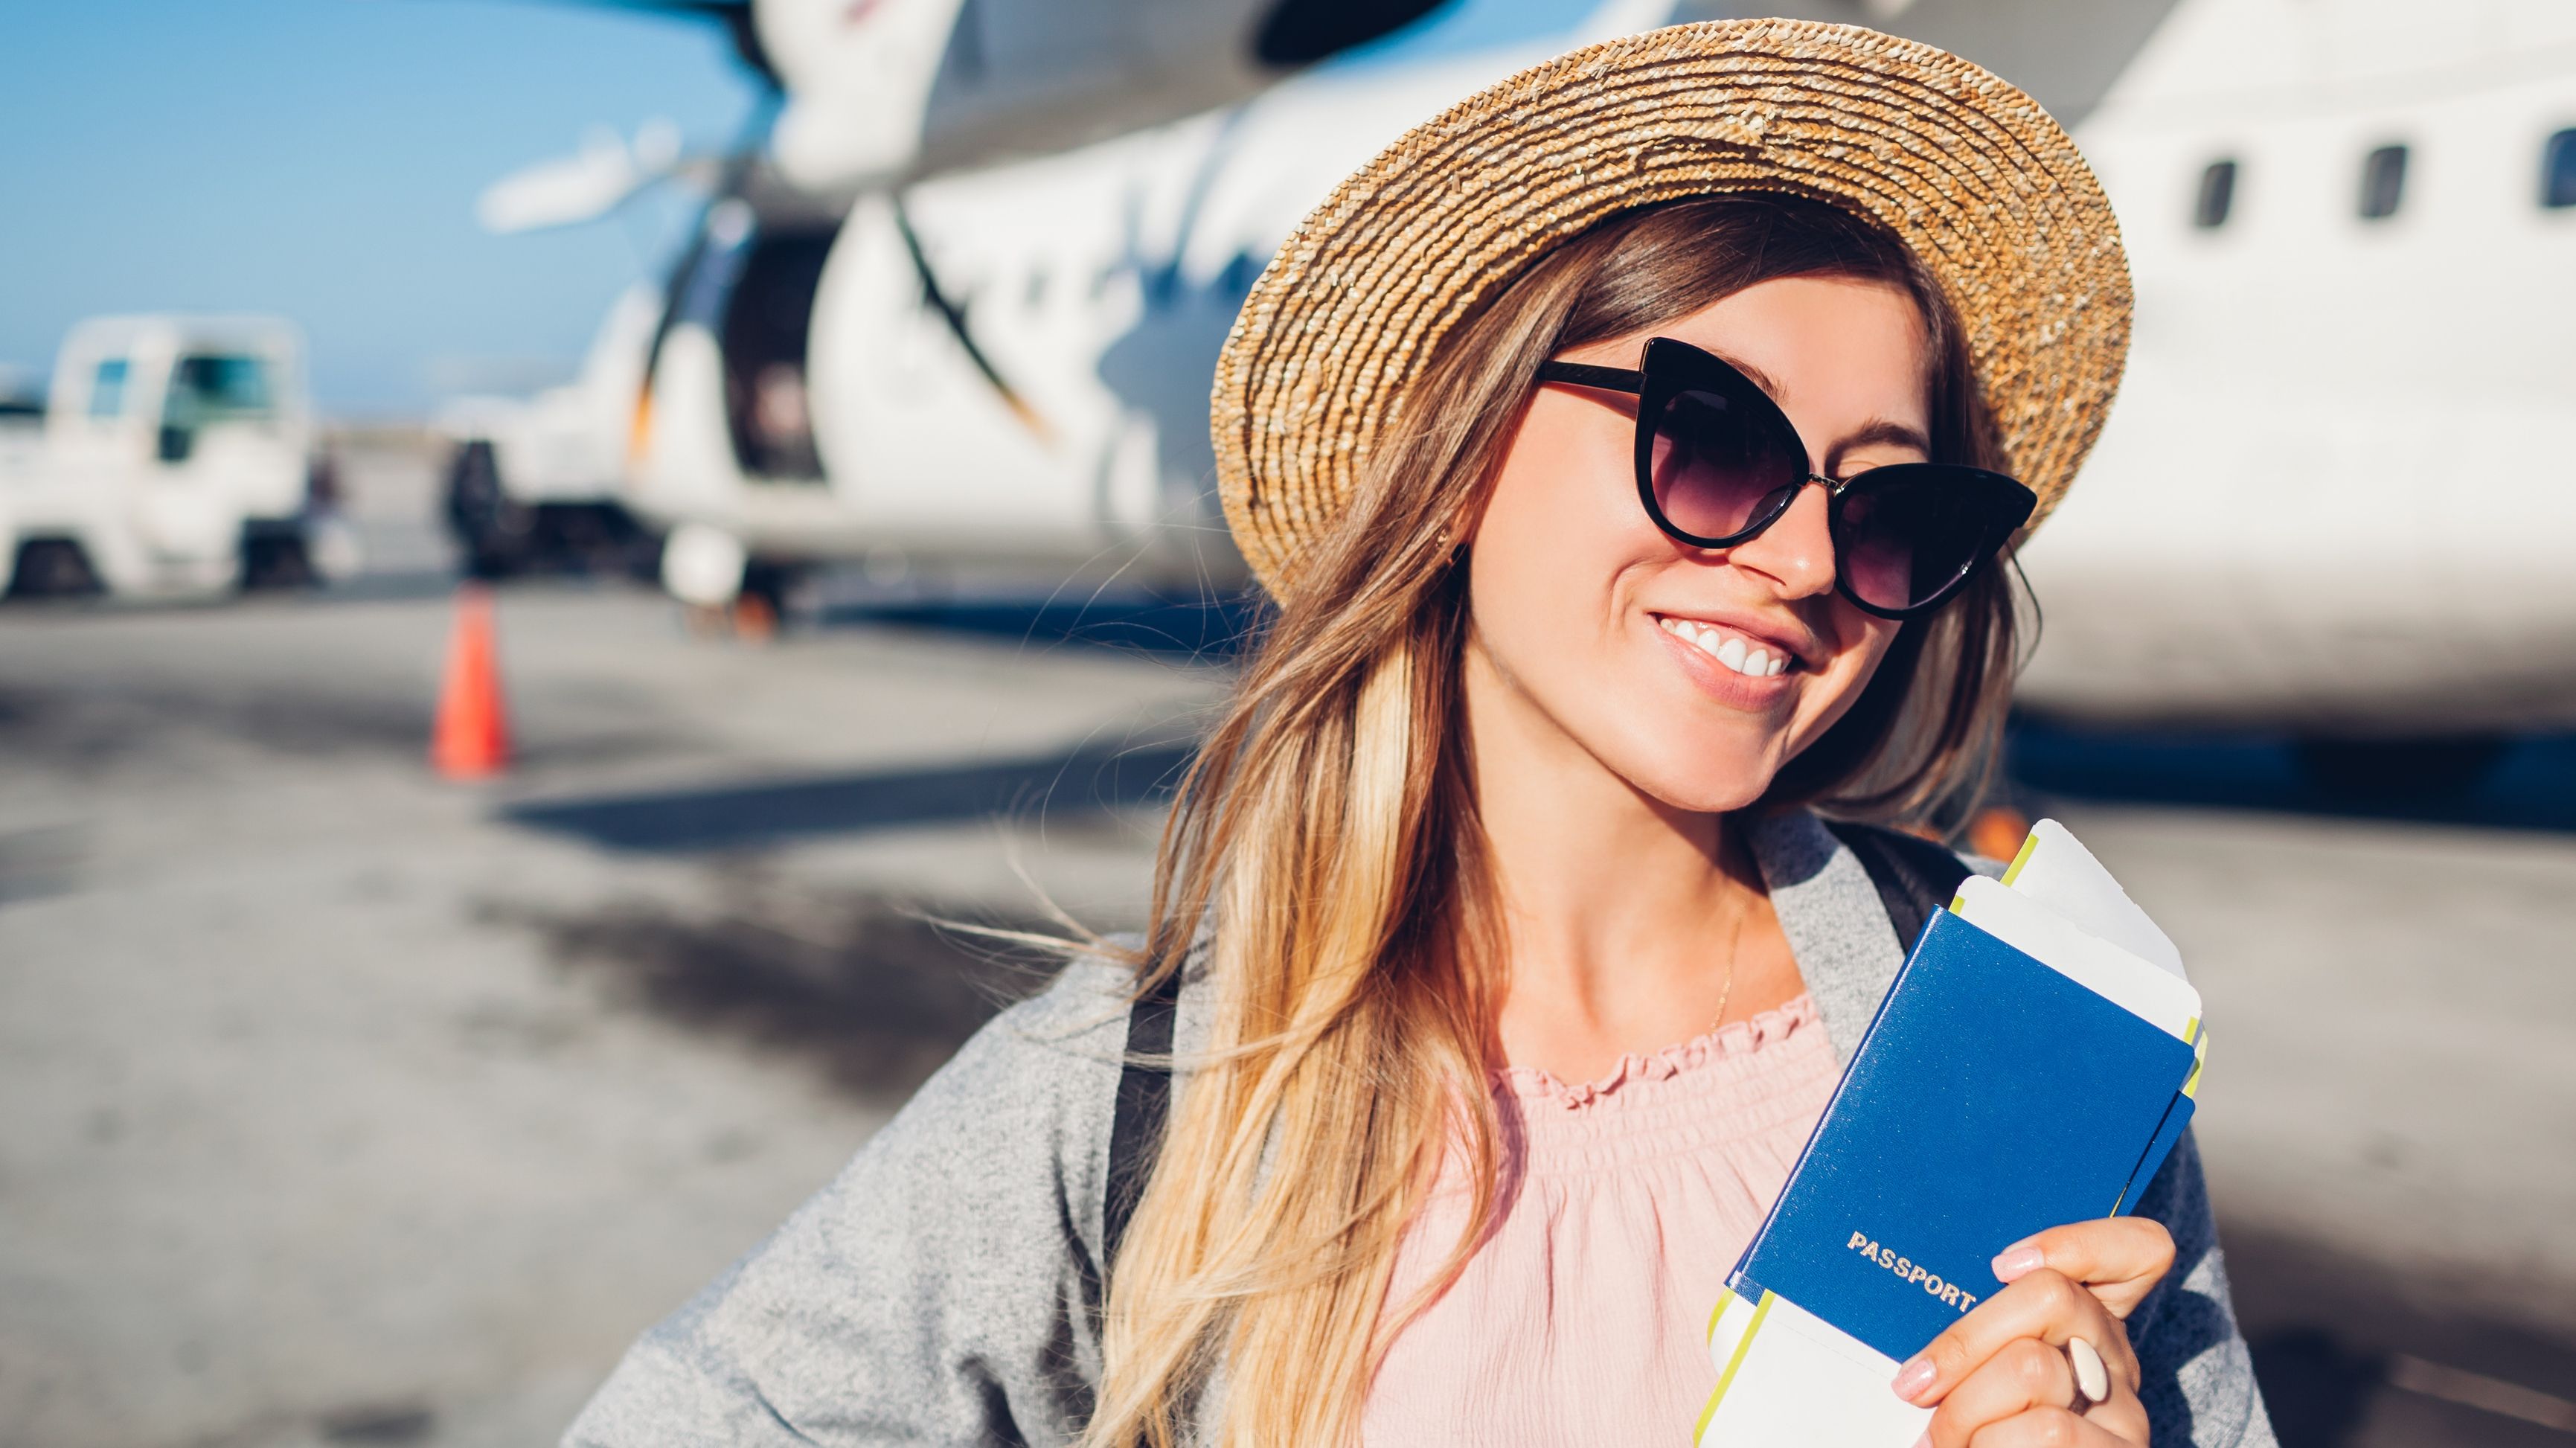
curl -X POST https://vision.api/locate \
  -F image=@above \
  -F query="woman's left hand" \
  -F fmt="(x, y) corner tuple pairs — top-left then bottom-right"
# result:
(1889, 1216), (2175, 1447)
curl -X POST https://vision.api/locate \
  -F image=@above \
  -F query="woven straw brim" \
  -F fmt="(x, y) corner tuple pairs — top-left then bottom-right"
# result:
(1211, 18), (2130, 599)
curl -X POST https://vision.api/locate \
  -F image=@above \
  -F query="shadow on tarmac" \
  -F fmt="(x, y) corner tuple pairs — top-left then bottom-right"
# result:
(503, 738), (1199, 853)
(2007, 719), (2576, 834)
(2229, 1223), (2576, 1448)
(496, 884), (1058, 1099)
(502, 590), (1246, 853)
(816, 588), (1269, 664)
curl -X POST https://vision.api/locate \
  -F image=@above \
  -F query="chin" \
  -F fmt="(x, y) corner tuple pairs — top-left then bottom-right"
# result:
(1621, 741), (1785, 816)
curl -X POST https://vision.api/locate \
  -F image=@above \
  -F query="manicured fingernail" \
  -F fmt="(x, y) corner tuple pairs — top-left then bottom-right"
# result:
(1991, 1245), (2045, 1280)
(1910, 1436), (1932, 1448)
(1891, 1355), (1936, 1401)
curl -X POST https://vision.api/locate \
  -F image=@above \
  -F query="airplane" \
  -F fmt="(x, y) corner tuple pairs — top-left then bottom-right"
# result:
(443, 0), (2576, 787)
(2005, 0), (2576, 764)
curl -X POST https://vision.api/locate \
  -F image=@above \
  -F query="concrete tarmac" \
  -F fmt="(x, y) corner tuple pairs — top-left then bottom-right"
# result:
(2, 539), (2570, 1444)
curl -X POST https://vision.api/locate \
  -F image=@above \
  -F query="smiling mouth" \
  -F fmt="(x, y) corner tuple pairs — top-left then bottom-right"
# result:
(1655, 615), (1798, 678)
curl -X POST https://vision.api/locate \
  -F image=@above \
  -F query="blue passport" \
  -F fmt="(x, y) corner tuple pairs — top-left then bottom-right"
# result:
(1728, 908), (2199, 1361)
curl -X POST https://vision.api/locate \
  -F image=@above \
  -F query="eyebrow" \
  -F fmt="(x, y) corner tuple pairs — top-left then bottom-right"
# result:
(1712, 349), (1933, 475)
(1711, 350), (1784, 400)
(1825, 419), (1934, 475)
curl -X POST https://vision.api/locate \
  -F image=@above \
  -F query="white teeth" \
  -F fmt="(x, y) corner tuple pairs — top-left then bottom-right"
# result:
(1659, 617), (1792, 678)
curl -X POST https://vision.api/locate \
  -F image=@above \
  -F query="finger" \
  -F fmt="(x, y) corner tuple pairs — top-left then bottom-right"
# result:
(1963, 1405), (2141, 1448)
(2076, 1391), (2152, 1447)
(1925, 1339), (2071, 1448)
(1990, 1218), (2165, 1389)
(1894, 1269), (2129, 1407)
(1991, 1217), (2175, 1321)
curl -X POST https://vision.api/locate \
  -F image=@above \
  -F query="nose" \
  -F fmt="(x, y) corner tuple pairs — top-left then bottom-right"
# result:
(1722, 480), (1837, 600)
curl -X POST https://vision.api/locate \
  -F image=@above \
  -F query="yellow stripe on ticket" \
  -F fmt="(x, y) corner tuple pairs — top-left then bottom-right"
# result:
(1695, 1290), (1775, 1444)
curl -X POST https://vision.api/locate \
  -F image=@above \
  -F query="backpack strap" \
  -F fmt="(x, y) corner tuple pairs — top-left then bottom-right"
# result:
(1822, 818), (1974, 952)
(1103, 966), (1182, 1275)
(1099, 822), (1967, 1275)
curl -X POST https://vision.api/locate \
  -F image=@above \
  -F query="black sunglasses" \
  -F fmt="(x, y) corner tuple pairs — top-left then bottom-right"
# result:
(1534, 337), (2036, 619)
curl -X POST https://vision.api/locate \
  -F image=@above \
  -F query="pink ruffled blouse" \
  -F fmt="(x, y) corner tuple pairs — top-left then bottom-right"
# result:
(1362, 994), (1840, 1445)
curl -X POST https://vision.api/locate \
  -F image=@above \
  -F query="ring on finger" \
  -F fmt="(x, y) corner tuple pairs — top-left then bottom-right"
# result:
(2066, 1335), (2111, 1412)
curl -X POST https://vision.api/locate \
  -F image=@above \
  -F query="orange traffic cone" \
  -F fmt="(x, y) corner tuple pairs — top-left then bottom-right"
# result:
(431, 584), (511, 779)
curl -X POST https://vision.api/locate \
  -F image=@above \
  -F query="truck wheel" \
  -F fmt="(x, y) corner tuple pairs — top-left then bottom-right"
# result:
(443, 441), (528, 580)
(6, 539), (104, 598)
(240, 532), (317, 591)
(2293, 734), (2508, 799)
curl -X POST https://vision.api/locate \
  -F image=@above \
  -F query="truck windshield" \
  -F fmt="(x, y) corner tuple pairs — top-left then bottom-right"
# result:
(165, 354), (276, 426)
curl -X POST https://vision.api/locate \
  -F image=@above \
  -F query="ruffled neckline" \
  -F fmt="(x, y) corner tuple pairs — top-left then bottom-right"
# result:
(1495, 993), (1820, 1109)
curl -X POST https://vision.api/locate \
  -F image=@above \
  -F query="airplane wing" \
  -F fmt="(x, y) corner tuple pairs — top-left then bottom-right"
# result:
(484, 0), (779, 86)
(464, 0), (1456, 191)
(759, 0), (1456, 189)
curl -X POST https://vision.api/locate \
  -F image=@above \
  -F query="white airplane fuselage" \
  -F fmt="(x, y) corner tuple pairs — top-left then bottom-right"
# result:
(2014, 0), (2576, 734)
(616, 0), (2576, 737)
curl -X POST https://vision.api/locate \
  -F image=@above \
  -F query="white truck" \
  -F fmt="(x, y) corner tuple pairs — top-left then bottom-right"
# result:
(433, 282), (663, 580)
(1, 315), (340, 598)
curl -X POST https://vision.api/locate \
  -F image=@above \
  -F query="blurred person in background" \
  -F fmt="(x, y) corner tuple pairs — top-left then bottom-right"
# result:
(564, 21), (2273, 1448)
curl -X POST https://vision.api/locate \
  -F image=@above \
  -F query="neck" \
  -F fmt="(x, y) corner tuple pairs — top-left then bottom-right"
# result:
(1464, 637), (1798, 1081)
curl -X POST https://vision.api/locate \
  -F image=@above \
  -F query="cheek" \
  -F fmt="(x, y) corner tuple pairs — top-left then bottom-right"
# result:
(1792, 609), (1906, 744)
(1467, 406), (1661, 644)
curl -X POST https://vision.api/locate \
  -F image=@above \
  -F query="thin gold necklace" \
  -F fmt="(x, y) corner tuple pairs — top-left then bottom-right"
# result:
(1708, 897), (1747, 1035)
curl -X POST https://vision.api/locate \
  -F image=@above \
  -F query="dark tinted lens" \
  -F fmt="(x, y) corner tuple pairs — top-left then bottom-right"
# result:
(1647, 386), (1804, 542)
(1833, 466), (2011, 612)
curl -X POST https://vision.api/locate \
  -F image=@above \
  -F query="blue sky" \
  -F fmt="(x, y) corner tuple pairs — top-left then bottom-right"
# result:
(4, 0), (1586, 415)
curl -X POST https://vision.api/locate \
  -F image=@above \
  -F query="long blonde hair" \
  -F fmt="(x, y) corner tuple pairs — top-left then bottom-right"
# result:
(1084, 195), (2022, 1447)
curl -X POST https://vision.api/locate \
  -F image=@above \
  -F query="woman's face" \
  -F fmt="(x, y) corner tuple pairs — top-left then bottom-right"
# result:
(1464, 274), (1928, 814)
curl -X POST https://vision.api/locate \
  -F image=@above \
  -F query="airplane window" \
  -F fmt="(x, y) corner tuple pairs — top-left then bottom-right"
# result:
(2359, 144), (2408, 220)
(2194, 160), (2237, 228)
(2543, 129), (2576, 208)
(89, 358), (128, 418)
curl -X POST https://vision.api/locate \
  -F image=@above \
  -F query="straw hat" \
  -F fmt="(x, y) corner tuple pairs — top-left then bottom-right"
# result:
(1210, 18), (2130, 598)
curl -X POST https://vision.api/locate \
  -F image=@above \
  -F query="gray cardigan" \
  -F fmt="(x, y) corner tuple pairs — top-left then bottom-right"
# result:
(565, 811), (2276, 1447)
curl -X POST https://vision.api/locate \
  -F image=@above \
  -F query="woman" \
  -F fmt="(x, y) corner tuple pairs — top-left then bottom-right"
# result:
(568, 20), (2274, 1448)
